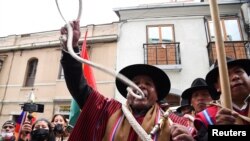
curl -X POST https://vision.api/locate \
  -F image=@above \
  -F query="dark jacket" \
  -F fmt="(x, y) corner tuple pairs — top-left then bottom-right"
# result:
(60, 47), (93, 109)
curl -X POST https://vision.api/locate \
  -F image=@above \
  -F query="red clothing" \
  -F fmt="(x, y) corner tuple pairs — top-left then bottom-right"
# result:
(169, 113), (196, 136)
(68, 90), (154, 141)
(61, 48), (171, 141)
(194, 105), (218, 130)
(194, 104), (250, 130)
(68, 90), (121, 140)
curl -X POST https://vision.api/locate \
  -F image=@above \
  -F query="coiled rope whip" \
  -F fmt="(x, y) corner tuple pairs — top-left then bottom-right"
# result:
(55, 0), (171, 140)
(55, 0), (144, 100)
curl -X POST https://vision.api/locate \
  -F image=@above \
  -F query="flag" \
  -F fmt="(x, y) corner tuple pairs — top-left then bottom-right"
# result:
(81, 30), (96, 89)
(15, 111), (27, 140)
(15, 111), (37, 140)
(69, 30), (97, 127)
(68, 99), (81, 127)
(15, 111), (27, 135)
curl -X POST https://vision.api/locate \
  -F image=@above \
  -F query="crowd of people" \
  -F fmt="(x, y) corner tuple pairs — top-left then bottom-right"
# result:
(1, 20), (250, 141)
(0, 114), (70, 141)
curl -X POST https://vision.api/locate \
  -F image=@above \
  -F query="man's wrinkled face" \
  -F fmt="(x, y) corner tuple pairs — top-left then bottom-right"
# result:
(215, 66), (250, 102)
(191, 89), (212, 113)
(127, 75), (158, 110)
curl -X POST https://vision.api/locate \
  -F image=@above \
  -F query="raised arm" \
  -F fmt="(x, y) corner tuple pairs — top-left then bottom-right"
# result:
(60, 20), (93, 108)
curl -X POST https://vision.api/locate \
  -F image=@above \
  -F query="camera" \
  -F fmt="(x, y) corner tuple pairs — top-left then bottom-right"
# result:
(53, 124), (64, 134)
(21, 103), (44, 113)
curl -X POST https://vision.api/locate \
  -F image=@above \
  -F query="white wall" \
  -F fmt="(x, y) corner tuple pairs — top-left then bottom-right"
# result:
(116, 16), (211, 96)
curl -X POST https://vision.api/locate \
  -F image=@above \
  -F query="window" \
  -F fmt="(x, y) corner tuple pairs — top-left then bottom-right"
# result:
(206, 17), (249, 64)
(0, 60), (3, 72)
(54, 105), (70, 119)
(58, 65), (64, 79)
(145, 25), (181, 66)
(12, 115), (20, 123)
(208, 18), (242, 41)
(147, 25), (174, 43)
(24, 58), (38, 87)
(59, 105), (70, 113)
(0, 55), (7, 72)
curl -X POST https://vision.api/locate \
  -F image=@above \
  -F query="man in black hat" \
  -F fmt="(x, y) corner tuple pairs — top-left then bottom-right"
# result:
(195, 57), (250, 127)
(1, 120), (16, 141)
(59, 20), (195, 141)
(176, 99), (193, 116)
(193, 57), (250, 141)
(171, 78), (214, 138)
(181, 78), (215, 114)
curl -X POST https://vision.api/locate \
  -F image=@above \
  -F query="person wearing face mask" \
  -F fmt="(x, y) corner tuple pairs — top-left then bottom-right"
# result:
(51, 114), (69, 141)
(0, 120), (16, 141)
(30, 118), (55, 141)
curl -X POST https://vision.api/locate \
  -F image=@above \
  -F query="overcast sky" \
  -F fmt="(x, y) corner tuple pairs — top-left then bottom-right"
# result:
(0, 0), (201, 37)
(0, 0), (117, 37)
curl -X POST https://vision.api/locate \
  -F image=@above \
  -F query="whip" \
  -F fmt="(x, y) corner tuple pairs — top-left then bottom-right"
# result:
(55, 0), (145, 99)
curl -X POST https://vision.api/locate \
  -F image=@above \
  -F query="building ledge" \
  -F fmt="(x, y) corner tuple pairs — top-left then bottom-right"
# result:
(155, 64), (182, 72)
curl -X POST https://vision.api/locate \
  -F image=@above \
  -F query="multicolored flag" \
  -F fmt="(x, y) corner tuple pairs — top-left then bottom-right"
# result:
(15, 111), (37, 140)
(15, 111), (27, 137)
(68, 30), (97, 127)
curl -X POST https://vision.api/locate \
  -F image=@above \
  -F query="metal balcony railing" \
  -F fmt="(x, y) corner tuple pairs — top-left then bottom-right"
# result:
(143, 42), (181, 65)
(207, 41), (250, 66)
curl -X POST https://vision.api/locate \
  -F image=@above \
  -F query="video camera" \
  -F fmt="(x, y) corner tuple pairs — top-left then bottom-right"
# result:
(21, 103), (44, 113)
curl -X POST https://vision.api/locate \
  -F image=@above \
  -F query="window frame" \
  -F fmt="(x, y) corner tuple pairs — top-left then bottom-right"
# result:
(146, 24), (175, 43)
(207, 17), (243, 42)
(23, 58), (38, 87)
(145, 24), (181, 71)
(58, 65), (64, 79)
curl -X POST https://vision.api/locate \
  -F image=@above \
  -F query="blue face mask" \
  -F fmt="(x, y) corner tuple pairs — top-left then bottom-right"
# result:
(31, 129), (50, 141)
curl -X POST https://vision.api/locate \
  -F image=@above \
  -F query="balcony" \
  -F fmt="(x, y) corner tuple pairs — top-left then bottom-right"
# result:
(207, 41), (250, 66)
(143, 42), (181, 71)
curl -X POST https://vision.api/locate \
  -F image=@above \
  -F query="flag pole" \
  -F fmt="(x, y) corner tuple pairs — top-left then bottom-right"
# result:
(208, 0), (232, 109)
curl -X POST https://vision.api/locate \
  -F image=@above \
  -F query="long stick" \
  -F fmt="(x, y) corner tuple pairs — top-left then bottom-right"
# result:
(208, 0), (232, 109)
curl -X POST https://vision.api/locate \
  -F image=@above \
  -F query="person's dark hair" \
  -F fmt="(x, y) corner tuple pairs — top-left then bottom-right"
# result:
(51, 114), (68, 124)
(30, 118), (55, 141)
(2, 120), (16, 128)
(51, 114), (69, 137)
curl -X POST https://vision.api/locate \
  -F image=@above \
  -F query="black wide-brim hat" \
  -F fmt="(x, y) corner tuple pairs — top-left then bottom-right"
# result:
(181, 78), (218, 100)
(176, 105), (193, 113)
(206, 58), (250, 89)
(176, 98), (193, 113)
(116, 64), (171, 101)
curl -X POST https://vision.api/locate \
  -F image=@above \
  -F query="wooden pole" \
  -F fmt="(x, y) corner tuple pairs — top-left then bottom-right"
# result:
(208, 0), (232, 109)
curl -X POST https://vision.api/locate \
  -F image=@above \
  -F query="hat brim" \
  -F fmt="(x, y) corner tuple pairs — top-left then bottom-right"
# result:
(181, 86), (210, 99)
(116, 64), (171, 101)
(176, 105), (193, 113)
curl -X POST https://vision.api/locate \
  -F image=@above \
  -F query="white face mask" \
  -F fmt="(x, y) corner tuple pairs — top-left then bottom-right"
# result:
(1, 132), (14, 138)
